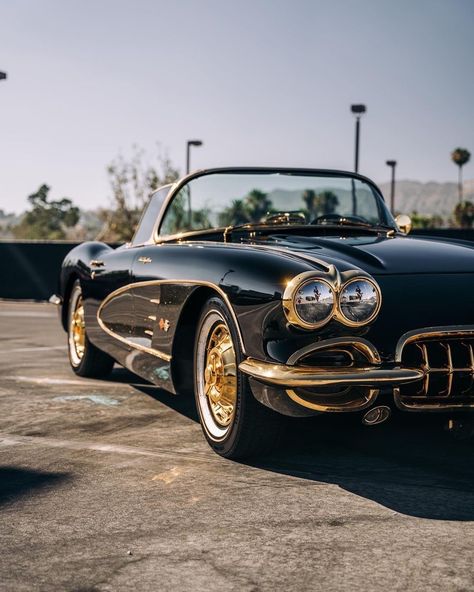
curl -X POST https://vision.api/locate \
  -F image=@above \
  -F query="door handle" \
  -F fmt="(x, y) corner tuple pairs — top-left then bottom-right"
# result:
(90, 259), (105, 268)
(138, 256), (152, 264)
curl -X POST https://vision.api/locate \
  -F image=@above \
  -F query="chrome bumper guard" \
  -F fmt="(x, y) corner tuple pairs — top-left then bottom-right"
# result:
(239, 358), (423, 389)
(240, 328), (474, 413)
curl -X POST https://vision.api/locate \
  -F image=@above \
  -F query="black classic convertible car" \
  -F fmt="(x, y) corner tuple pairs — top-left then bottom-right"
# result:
(54, 167), (474, 458)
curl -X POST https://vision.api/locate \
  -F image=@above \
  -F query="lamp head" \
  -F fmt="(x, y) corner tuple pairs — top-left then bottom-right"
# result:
(351, 104), (366, 115)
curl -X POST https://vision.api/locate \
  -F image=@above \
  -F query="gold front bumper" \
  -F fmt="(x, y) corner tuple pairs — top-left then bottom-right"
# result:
(240, 327), (474, 414)
(239, 358), (423, 389)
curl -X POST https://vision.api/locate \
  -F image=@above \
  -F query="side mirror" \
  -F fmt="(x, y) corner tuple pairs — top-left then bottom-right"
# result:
(395, 214), (412, 235)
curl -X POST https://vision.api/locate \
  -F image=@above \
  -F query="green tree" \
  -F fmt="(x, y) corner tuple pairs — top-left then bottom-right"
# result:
(453, 201), (474, 229)
(302, 189), (317, 220)
(303, 189), (339, 221)
(99, 145), (180, 242)
(451, 147), (471, 204)
(245, 189), (273, 222)
(410, 210), (444, 229)
(12, 184), (80, 239)
(218, 199), (251, 226)
(218, 189), (273, 226)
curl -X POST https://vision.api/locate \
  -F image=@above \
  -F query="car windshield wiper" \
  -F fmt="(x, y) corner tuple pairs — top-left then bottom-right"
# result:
(311, 216), (396, 234)
(224, 218), (397, 236)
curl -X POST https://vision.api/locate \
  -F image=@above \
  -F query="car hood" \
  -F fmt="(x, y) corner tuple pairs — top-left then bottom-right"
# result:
(251, 233), (474, 275)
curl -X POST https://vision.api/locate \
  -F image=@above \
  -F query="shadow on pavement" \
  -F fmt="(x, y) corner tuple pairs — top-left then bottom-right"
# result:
(251, 413), (474, 521)
(0, 468), (69, 506)
(118, 370), (474, 521)
(132, 383), (199, 422)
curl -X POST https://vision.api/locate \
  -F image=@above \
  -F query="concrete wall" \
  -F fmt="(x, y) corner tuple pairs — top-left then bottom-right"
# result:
(0, 241), (82, 300)
(0, 231), (473, 300)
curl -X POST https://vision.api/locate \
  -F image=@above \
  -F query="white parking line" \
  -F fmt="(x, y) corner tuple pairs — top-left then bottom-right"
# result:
(0, 346), (65, 354)
(1, 376), (90, 386)
(0, 432), (215, 464)
(0, 312), (57, 318)
(0, 374), (141, 389)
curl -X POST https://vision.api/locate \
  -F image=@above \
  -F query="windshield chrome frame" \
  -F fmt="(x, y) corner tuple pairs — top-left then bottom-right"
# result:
(151, 167), (397, 244)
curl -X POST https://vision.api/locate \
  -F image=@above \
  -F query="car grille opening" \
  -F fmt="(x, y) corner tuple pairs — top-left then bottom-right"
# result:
(398, 334), (474, 408)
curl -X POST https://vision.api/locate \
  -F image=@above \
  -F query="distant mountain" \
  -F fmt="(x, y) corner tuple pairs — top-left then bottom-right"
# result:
(265, 180), (474, 223)
(378, 179), (474, 219)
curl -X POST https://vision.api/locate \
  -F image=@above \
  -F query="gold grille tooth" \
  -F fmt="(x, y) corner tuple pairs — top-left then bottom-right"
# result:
(399, 333), (474, 407)
(461, 342), (474, 395)
(439, 343), (454, 397)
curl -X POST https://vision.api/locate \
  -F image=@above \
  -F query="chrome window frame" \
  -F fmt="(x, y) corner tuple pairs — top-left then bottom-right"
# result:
(151, 167), (396, 244)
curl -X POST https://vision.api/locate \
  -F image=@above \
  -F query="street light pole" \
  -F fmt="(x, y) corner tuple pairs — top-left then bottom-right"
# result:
(386, 160), (397, 213)
(185, 139), (203, 227)
(351, 104), (366, 173)
(186, 139), (203, 175)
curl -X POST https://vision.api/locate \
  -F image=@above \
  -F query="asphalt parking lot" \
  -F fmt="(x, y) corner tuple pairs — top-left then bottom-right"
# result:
(1, 302), (474, 591)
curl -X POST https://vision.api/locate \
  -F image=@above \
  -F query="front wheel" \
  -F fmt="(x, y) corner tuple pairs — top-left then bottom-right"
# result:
(67, 280), (115, 378)
(194, 297), (281, 459)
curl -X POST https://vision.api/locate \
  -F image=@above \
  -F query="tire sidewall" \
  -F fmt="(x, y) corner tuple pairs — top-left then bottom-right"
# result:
(67, 280), (84, 369)
(194, 297), (248, 457)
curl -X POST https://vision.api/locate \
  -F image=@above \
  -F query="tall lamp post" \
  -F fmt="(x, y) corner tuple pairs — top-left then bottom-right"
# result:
(385, 160), (397, 213)
(186, 139), (203, 174)
(350, 104), (366, 173)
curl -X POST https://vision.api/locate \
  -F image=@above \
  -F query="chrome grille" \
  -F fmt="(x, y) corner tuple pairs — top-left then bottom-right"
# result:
(397, 329), (474, 409)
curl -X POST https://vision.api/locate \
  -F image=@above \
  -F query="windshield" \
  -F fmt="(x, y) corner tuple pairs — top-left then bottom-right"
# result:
(158, 171), (393, 237)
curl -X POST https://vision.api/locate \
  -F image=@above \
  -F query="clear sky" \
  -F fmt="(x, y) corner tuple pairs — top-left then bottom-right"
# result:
(0, 0), (473, 213)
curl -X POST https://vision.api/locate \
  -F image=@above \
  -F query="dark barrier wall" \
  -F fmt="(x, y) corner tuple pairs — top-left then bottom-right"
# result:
(411, 228), (474, 241)
(0, 231), (473, 300)
(0, 241), (82, 300)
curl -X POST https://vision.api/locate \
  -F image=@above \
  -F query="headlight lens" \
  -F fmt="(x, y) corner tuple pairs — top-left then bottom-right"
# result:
(293, 280), (335, 327)
(339, 278), (380, 325)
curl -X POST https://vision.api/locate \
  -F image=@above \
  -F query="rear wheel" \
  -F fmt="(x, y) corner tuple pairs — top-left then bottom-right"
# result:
(67, 280), (114, 378)
(194, 297), (282, 459)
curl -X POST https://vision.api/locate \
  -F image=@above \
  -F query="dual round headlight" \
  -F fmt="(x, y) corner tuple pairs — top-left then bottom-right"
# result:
(284, 275), (381, 329)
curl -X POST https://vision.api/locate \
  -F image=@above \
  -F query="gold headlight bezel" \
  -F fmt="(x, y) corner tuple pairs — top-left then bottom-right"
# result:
(283, 270), (382, 330)
(283, 275), (336, 330)
(334, 277), (382, 328)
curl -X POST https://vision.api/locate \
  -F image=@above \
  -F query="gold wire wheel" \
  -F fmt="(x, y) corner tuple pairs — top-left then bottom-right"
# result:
(203, 322), (237, 427)
(70, 295), (86, 361)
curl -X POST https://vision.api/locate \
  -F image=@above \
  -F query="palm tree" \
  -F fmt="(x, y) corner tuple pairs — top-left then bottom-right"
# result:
(246, 189), (273, 222)
(453, 201), (474, 229)
(218, 199), (250, 226)
(451, 147), (471, 204)
(302, 189), (339, 221)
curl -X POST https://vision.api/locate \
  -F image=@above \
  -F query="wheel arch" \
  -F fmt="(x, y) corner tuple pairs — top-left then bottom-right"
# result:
(171, 286), (233, 396)
(61, 272), (80, 330)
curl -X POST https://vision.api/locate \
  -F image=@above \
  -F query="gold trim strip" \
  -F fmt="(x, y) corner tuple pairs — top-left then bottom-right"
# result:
(96, 311), (171, 363)
(96, 278), (246, 358)
(286, 388), (379, 413)
(239, 357), (423, 388)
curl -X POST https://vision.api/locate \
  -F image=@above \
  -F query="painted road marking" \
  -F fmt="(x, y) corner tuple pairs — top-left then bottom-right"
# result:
(1, 374), (149, 390)
(0, 433), (215, 464)
(0, 312), (57, 318)
(53, 394), (121, 406)
(1, 376), (101, 386)
(0, 346), (65, 354)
